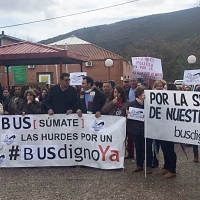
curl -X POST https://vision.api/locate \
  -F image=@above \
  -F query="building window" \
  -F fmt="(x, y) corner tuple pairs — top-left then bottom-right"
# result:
(36, 72), (53, 84)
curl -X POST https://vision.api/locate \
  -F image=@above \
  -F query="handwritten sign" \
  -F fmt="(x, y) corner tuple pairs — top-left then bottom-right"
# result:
(70, 72), (87, 85)
(131, 57), (163, 80)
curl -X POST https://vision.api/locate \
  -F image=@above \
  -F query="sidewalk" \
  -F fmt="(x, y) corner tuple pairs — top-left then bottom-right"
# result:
(0, 145), (199, 200)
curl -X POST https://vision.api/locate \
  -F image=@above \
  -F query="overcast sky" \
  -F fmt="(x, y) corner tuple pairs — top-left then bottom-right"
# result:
(0, 0), (197, 42)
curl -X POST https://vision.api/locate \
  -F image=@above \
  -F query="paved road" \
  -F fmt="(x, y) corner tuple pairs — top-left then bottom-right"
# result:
(0, 145), (199, 200)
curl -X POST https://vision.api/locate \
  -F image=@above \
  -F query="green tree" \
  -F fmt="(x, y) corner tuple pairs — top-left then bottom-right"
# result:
(123, 38), (190, 81)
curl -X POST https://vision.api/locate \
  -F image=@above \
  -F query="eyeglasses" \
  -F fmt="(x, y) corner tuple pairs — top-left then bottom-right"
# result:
(63, 79), (70, 82)
(124, 81), (129, 83)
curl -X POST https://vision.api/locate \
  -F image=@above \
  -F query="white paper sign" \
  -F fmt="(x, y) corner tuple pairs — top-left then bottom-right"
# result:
(131, 57), (163, 80)
(183, 69), (200, 85)
(145, 90), (200, 145)
(70, 72), (87, 85)
(0, 114), (126, 169)
(127, 107), (144, 121)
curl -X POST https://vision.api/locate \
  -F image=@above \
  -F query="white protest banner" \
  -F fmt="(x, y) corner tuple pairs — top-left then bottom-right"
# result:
(145, 90), (200, 145)
(70, 72), (87, 85)
(183, 69), (200, 85)
(0, 114), (126, 169)
(127, 107), (144, 121)
(131, 57), (163, 80)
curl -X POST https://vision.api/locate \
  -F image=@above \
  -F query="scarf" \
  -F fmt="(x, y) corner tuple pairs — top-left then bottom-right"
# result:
(115, 98), (122, 107)
(87, 91), (95, 113)
(80, 88), (95, 114)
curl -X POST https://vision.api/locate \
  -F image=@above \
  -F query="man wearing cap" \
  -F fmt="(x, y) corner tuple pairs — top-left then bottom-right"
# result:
(123, 78), (130, 91)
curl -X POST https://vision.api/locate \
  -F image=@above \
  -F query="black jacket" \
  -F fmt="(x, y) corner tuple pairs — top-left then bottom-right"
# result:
(127, 99), (144, 136)
(125, 89), (130, 100)
(39, 96), (48, 114)
(21, 100), (41, 114)
(78, 88), (106, 114)
(46, 84), (78, 114)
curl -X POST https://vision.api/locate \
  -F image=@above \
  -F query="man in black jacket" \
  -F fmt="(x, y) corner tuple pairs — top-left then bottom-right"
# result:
(46, 73), (78, 115)
(77, 76), (106, 118)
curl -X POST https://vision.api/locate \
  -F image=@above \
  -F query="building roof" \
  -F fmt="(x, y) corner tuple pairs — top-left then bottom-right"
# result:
(50, 35), (90, 45)
(57, 43), (123, 60)
(49, 36), (123, 60)
(0, 31), (24, 44)
(0, 41), (89, 66)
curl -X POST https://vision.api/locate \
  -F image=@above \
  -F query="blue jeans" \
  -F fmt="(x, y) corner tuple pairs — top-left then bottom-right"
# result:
(160, 140), (177, 173)
(193, 145), (198, 152)
(133, 135), (153, 168)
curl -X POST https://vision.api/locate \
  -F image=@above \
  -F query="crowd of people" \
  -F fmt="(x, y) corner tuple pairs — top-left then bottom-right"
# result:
(0, 73), (198, 178)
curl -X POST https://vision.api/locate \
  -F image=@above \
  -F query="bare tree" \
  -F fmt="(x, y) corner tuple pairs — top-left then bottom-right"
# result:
(21, 34), (36, 42)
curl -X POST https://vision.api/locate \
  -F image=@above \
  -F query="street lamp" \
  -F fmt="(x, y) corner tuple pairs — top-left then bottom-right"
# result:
(187, 55), (196, 66)
(105, 59), (113, 80)
(187, 55), (197, 91)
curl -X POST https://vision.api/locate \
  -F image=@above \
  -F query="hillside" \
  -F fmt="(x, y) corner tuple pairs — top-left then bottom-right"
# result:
(40, 7), (200, 81)
(40, 7), (200, 55)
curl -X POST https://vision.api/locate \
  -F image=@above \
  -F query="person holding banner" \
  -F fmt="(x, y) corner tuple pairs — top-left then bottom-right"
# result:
(77, 76), (106, 118)
(127, 85), (153, 174)
(151, 79), (166, 168)
(158, 83), (177, 178)
(46, 73), (78, 115)
(101, 85), (129, 117)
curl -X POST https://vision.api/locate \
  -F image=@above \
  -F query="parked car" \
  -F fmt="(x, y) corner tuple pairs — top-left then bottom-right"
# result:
(174, 80), (184, 87)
